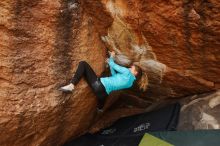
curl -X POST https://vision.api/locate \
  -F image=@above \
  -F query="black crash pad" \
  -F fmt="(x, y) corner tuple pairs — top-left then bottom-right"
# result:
(64, 103), (181, 146)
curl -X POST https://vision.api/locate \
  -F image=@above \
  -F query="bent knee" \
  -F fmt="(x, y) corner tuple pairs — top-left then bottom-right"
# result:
(79, 60), (87, 65)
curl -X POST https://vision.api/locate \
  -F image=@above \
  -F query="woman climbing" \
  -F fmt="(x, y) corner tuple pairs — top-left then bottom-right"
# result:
(59, 51), (147, 111)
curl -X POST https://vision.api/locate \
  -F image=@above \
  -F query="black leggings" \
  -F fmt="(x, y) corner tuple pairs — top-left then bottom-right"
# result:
(71, 61), (108, 108)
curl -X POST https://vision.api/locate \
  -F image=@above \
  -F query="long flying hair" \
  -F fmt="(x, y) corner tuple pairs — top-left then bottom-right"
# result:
(131, 63), (148, 92)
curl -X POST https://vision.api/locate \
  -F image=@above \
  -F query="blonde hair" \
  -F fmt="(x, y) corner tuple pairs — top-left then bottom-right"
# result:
(132, 64), (148, 92)
(137, 72), (148, 92)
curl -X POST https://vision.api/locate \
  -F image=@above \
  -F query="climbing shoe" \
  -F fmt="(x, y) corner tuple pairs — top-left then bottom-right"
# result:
(96, 108), (104, 113)
(59, 83), (74, 93)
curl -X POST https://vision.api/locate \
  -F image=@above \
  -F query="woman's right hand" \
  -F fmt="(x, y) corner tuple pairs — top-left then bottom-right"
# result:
(105, 58), (109, 64)
(108, 51), (116, 58)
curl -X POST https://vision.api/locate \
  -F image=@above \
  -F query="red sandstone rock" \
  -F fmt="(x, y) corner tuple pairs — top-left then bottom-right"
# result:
(0, 0), (219, 145)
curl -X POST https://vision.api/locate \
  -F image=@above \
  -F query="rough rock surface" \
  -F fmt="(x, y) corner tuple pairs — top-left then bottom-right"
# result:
(0, 0), (219, 145)
(178, 90), (220, 130)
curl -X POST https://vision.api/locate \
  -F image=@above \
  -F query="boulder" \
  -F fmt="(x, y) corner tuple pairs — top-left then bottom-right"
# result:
(0, 0), (219, 145)
(178, 90), (220, 130)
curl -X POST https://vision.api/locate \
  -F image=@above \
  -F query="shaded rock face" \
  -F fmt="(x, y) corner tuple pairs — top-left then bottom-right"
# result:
(178, 90), (220, 130)
(101, 0), (219, 99)
(0, 0), (219, 145)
